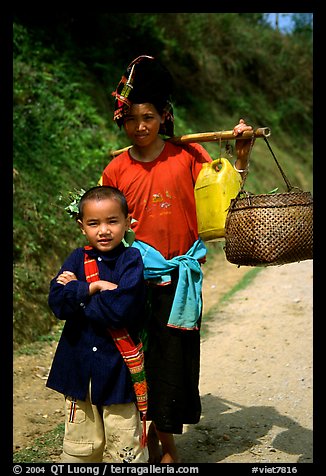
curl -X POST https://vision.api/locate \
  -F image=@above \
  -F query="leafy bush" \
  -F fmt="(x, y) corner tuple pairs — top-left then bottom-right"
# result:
(13, 24), (116, 345)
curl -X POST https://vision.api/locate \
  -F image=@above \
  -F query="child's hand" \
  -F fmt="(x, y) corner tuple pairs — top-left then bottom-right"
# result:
(56, 271), (77, 285)
(89, 280), (118, 295)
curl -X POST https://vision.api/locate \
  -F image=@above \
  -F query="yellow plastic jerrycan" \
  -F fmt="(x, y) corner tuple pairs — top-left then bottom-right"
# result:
(194, 158), (242, 241)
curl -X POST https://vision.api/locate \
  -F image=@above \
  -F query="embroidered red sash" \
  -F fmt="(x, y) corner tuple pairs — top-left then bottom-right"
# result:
(83, 246), (147, 447)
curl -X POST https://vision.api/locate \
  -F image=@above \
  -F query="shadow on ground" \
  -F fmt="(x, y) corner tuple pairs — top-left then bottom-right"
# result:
(176, 393), (312, 463)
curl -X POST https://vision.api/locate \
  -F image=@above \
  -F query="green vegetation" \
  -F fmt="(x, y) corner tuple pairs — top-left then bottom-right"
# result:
(13, 423), (64, 463)
(219, 268), (262, 305)
(13, 13), (313, 347)
(200, 266), (262, 338)
(14, 322), (64, 356)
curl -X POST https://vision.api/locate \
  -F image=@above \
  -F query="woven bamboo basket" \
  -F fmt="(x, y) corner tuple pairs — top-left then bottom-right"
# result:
(224, 190), (313, 266)
(224, 138), (313, 267)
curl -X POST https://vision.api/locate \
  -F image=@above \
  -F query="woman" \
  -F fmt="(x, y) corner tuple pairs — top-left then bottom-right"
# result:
(102, 55), (253, 463)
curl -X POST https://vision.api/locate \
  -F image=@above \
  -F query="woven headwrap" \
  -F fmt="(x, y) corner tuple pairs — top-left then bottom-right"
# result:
(112, 55), (175, 137)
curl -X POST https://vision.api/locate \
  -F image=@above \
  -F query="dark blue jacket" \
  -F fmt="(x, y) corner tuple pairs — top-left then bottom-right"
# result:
(46, 243), (146, 406)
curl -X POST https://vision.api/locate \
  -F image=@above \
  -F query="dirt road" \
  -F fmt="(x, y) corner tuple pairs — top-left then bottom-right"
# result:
(177, 257), (313, 464)
(13, 253), (313, 464)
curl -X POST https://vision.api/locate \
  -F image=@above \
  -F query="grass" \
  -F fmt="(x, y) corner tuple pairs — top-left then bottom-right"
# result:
(13, 423), (64, 463)
(201, 266), (262, 338)
(219, 267), (262, 305)
(14, 323), (64, 356)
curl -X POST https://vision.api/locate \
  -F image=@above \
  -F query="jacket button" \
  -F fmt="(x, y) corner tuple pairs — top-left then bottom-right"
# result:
(92, 346), (97, 352)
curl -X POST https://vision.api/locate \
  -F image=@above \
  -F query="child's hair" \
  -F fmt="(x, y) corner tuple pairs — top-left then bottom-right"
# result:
(78, 186), (129, 219)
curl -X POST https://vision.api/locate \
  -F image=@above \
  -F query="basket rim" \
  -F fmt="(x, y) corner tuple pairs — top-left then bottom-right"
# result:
(235, 190), (312, 198)
(229, 190), (313, 211)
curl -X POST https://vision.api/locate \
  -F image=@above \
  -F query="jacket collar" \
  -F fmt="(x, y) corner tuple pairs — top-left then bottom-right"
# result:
(83, 243), (126, 263)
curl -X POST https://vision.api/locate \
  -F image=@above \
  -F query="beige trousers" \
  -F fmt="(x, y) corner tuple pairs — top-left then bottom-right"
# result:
(61, 388), (148, 463)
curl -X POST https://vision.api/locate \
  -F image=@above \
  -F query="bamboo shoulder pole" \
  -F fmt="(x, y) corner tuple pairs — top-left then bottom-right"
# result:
(110, 127), (271, 158)
(168, 127), (271, 144)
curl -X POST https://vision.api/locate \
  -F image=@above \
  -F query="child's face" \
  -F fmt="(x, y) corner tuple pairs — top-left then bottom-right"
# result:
(123, 103), (164, 147)
(78, 198), (130, 253)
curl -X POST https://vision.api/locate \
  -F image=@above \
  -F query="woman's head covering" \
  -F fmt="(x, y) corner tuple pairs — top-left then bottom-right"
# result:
(112, 55), (175, 137)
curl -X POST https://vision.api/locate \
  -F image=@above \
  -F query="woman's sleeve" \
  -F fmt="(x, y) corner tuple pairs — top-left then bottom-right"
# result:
(102, 160), (118, 187)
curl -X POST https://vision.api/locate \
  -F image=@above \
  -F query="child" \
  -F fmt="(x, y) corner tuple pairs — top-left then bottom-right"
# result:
(102, 55), (253, 463)
(46, 185), (149, 463)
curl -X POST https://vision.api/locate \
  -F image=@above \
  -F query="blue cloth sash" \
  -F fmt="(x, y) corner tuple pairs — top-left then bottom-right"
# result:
(132, 239), (207, 330)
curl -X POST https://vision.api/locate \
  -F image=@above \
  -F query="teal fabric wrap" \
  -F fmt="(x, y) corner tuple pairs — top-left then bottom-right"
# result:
(132, 239), (207, 329)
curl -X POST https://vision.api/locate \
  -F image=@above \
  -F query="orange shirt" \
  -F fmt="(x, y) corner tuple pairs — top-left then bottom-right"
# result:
(102, 142), (211, 259)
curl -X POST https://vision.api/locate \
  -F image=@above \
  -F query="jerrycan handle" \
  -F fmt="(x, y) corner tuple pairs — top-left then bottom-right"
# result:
(211, 158), (223, 171)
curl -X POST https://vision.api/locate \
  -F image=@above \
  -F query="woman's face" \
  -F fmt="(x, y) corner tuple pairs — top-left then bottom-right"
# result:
(123, 103), (164, 148)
